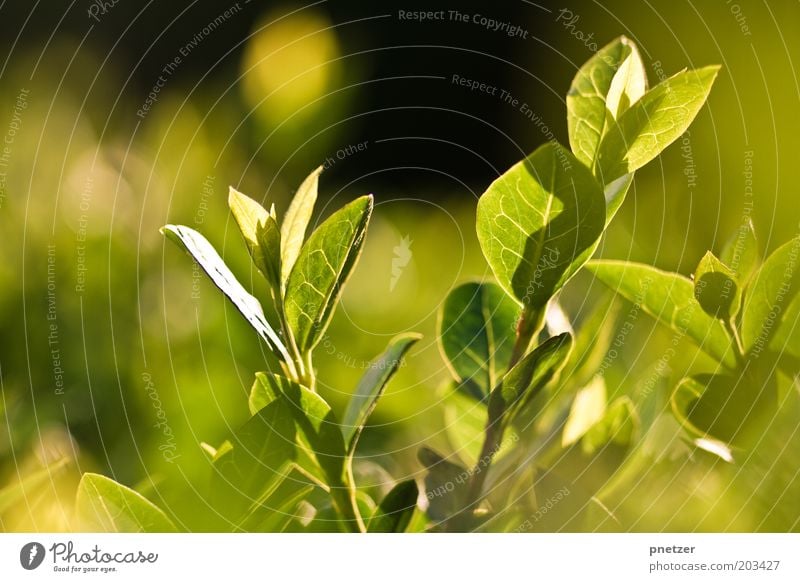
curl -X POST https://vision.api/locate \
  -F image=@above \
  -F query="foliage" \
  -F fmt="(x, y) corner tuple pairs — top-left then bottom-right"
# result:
(56, 35), (798, 534)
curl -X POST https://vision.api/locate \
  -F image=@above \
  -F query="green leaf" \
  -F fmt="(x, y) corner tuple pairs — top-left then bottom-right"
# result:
(597, 66), (720, 183)
(586, 260), (736, 368)
(228, 400), (298, 495)
(720, 217), (759, 283)
(694, 251), (741, 320)
(442, 382), (517, 467)
(249, 375), (346, 487)
(248, 371), (288, 415)
(560, 293), (619, 389)
(438, 282), (520, 398)
(418, 447), (469, 523)
(256, 214), (282, 290)
(281, 166), (322, 285)
(567, 36), (647, 169)
(770, 294), (800, 359)
(562, 376), (606, 447)
(161, 224), (291, 364)
(442, 382), (489, 465)
(741, 236), (800, 354)
(284, 195), (373, 353)
(367, 480), (419, 532)
(341, 333), (421, 453)
(604, 173), (634, 224)
(671, 374), (751, 446)
(210, 399), (299, 526)
(581, 396), (638, 454)
(0, 458), (70, 514)
(228, 186), (279, 285)
(476, 142), (606, 308)
(76, 473), (177, 532)
(278, 379), (347, 487)
(489, 332), (573, 428)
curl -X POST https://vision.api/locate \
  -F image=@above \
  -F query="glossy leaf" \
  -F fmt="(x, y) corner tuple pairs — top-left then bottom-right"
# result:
(562, 376), (606, 447)
(161, 224), (291, 363)
(597, 66), (720, 183)
(341, 333), (421, 453)
(587, 260), (736, 368)
(284, 195), (373, 353)
(741, 236), (800, 354)
(476, 142), (606, 308)
(367, 479), (419, 532)
(694, 251), (741, 320)
(76, 473), (177, 532)
(438, 282), (519, 398)
(281, 166), (322, 284)
(489, 332), (573, 427)
(720, 217), (759, 283)
(567, 36), (646, 169)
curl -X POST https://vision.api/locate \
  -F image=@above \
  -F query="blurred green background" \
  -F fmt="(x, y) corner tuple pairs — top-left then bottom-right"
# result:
(1, 0), (799, 531)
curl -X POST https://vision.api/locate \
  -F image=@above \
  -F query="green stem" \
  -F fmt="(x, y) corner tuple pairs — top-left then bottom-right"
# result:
(508, 305), (546, 368)
(301, 350), (316, 391)
(332, 463), (365, 533)
(725, 318), (746, 366)
(451, 305), (547, 529)
(272, 288), (309, 386)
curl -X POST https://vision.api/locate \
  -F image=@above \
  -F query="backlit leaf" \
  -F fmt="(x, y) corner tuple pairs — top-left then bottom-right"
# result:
(161, 224), (291, 363)
(76, 473), (177, 533)
(228, 186), (272, 278)
(694, 251), (741, 320)
(341, 333), (420, 453)
(281, 166), (322, 284)
(720, 217), (759, 283)
(567, 36), (646, 169)
(489, 332), (573, 428)
(476, 142), (605, 309)
(367, 479), (419, 533)
(587, 260), (736, 368)
(562, 376), (607, 447)
(597, 66), (720, 183)
(741, 236), (800, 354)
(284, 195), (373, 353)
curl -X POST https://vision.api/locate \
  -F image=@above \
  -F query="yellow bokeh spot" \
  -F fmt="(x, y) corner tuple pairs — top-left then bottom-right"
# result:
(242, 9), (340, 126)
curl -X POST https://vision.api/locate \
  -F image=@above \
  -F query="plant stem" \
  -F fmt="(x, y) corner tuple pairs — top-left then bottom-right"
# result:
(453, 305), (547, 529)
(272, 288), (310, 386)
(508, 305), (546, 368)
(725, 317), (746, 366)
(333, 463), (365, 533)
(301, 350), (316, 391)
